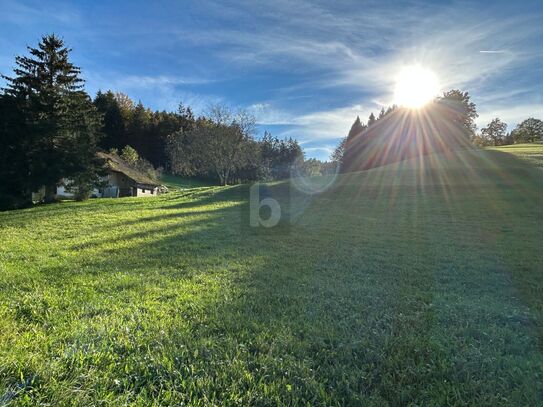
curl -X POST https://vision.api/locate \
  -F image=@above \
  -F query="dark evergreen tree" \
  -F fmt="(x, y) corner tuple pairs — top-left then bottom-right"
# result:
(340, 115), (368, 172)
(385, 105), (398, 116)
(93, 93), (197, 169)
(368, 112), (377, 126)
(347, 116), (364, 139)
(94, 90), (126, 150)
(0, 92), (31, 208)
(1, 34), (103, 203)
(330, 137), (347, 164)
(126, 101), (151, 158)
(258, 131), (303, 180)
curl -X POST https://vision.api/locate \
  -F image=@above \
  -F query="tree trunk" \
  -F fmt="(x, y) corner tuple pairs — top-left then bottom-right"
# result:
(44, 184), (57, 203)
(224, 169), (230, 186)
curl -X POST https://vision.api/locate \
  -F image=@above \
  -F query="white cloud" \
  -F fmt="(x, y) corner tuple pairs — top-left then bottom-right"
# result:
(0, 0), (81, 26)
(181, 2), (541, 94)
(175, 1), (543, 154)
(111, 75), (212, 89)
(83, 71), (221, 113)
(250, 102), (381, 146)
(4, 0), (543, 158)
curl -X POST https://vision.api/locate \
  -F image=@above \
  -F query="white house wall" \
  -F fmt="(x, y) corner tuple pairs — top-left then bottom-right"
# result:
(134, 186), (158, 197)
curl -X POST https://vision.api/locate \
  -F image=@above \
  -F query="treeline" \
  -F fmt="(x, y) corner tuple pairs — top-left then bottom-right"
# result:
(94, 95), (313, 184)
(337, 90), (480, 172)
(93, 90), (188, 169)
(474, 117), (543, 146)
(334, 90), (543, 171)
(0, 35), (316, 210)
(330, 105), (399, 164)
(1, 35), (104, 209)
(94, 93), (335, 184)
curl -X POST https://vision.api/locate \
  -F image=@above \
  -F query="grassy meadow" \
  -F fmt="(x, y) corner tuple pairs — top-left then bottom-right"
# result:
(1, 144), (543, 405)
(159, 174), (217, 190)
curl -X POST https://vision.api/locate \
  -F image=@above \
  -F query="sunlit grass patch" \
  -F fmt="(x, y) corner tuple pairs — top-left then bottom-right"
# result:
(488, 142), (543, 167)
(1, 147), (543, 405)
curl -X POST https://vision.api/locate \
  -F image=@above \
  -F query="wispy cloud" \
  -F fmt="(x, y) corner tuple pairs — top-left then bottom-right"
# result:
(179, 1), (543, 139)
(108, 75), (212, 89)
(0, 0), (81, 26)
(250, 102), (380, 145)
(2, 0), (543, 159)
(84, 71), (221, 113)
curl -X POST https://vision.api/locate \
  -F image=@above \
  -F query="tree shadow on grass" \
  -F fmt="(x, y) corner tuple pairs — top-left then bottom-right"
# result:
(3, 148), (543, 405)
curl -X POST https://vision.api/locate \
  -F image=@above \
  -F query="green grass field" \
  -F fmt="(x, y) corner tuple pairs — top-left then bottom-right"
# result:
(1, 144), (543, 405)
(160, 174), (217, 190)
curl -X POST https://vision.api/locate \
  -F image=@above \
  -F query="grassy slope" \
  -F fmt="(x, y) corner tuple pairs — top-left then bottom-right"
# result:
(1, 145), (543, 405)
(487, 142), (543, 168)
(160, 174), (217, 190)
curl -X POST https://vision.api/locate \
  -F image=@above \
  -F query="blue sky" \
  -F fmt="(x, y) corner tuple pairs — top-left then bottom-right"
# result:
(1, 0), (543, 160)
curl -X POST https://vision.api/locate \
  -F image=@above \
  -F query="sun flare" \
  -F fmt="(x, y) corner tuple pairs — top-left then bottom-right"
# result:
(394, 65), (439, 109)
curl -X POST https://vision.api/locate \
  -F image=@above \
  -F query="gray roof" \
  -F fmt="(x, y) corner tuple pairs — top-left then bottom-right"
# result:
(97, 152), (161, 187)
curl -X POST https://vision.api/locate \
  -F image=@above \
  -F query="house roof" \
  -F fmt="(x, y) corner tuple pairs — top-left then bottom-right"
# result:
(97, 152), (161, 187)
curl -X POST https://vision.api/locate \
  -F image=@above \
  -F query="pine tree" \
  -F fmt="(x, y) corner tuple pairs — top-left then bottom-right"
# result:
(126, 101), (152, 159)
(330, 137), (347, 164)
(94, 90), (126, 150)
(340, 116), (369, 173)
(385, 105), (397, 116)
(0, 92), (31, 208)
(368, 112), (376, 126)
(347, 116), (364, 139)
(378, 107), (386, 120)
(2, 34), (103, 202)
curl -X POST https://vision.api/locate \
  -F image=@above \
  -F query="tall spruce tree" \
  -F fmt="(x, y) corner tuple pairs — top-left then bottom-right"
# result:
(330, 137), (347, 164)
(94, 90), (126, 150)
(0, 91), (31, 208)
(2, 34), (103, 202)
(368, 112), (376, 126)
(347, 116), (364, 139)
(340, 116), (368, 173)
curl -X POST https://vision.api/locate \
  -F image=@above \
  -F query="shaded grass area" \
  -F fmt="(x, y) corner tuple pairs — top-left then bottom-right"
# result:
(0, 147), (543, 405)
(487, 142), (543, 168)
(160, 174), (217, 190)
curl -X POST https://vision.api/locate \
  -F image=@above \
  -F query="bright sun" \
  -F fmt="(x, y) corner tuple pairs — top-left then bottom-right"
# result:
(394, 65), (439, 109)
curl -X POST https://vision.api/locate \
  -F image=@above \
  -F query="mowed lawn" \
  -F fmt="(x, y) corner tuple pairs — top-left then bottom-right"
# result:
(1, 145), (543, 405)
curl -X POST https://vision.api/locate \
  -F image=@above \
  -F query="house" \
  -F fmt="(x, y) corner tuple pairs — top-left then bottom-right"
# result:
(56, 152), (164, 199)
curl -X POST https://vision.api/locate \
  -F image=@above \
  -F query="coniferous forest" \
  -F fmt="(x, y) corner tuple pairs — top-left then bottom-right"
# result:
(0, 35), (307, 209)
(2, 35), (543, 210)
